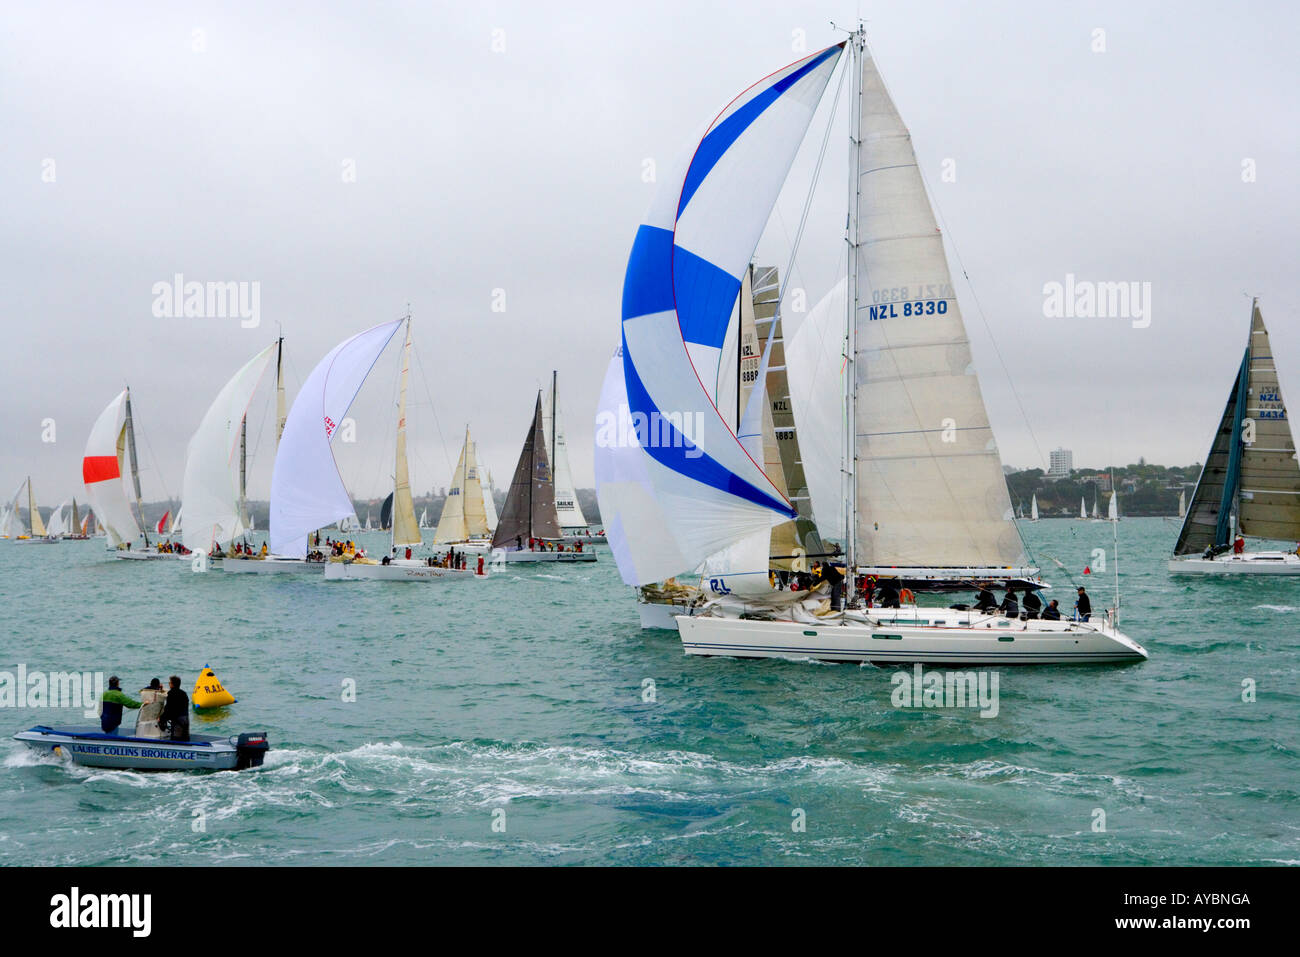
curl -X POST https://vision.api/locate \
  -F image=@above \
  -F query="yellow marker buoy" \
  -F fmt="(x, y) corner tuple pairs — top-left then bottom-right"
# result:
(192, 665), (236, 711)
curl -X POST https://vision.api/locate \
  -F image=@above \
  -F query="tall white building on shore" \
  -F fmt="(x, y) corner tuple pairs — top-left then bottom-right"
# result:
(1048, 448), (1073, 479)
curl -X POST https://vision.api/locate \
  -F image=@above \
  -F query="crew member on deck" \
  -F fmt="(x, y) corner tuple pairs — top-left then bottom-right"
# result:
(1074, 586), (1092, 622)
(1000, 588), (1019, 618)
(1023, 588), (1042, 619)
(1043, 599), (1062, 620)
(1233, 534), (1246, 555)
(974, 585), (997, 613)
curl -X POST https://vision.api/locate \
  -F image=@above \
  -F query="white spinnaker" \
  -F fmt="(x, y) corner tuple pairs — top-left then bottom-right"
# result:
(853, 46), (1026, 569)
(270, 319), (404, 558)
(182, 342), (277, 553)
(46, 501), (68, 537)
(542, 385), (588, 529)
(620, 46), (844, 577)
(595, 350), (690, 586)
(786, 278), (847, 543)
(3, 481), (27, 536)
(83, 390), (142, 548)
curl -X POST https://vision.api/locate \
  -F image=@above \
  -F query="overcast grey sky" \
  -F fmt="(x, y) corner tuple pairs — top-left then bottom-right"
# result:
(3, 0), (1297, 506)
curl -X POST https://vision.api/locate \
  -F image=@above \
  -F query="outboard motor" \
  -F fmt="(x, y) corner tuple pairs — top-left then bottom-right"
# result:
(234, 732), (270, 769)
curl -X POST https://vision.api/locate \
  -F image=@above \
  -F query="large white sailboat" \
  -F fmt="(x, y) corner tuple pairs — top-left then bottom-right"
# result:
(608, 29), (1145, 664)
(1170, 300), (1300, 574)
(493, 393), (596, 563)
(327, 319), (483, 582)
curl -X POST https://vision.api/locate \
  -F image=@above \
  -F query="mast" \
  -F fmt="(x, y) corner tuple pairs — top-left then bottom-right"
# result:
(843, 24), (864, 606)
(123, 387), (149, 546)
(239, 418), (248, 534)
(390, 313), (420, 551)
(551, 371), (558, 484)
(529, 390), (538, 539)
(275, 335), (286, 445)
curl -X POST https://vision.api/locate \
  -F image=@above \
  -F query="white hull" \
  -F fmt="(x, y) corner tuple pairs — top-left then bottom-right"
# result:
(500, 550), (596, 563)
(676, 608), (1147, 665)
(1169, 551), (1300, 575)
(324, 560), (484, 582)
(113, 549), (177, 561)
(220, 557), (325, 574)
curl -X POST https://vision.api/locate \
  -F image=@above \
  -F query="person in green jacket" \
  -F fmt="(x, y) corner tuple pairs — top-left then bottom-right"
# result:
(100, 676), (141, 734)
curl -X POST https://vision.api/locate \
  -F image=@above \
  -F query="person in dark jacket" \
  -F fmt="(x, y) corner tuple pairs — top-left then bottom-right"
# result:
(974, 585), (998, 613)
(1042, 599), (1062, 621)
(158, 676), (190, 742)
(100, 676), (141, 734)
(1022, 589), (1042, 619)
(999, 589), (1019, 618)
(1074, 586), (1092, 622)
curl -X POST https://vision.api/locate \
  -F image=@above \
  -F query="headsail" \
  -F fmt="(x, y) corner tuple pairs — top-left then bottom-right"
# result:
(27, 479), (46, 537)
(433, 428), (491, 543)
(542, 373), (588, 529)
(181, 342), (277, 554)
(852, 44), (1027, 571)
(480, 467), (499, 533)
(1238, 302), (1300, 540)
(269, 319), (404, 558)
(595, 346), (689, 585)
(82, 391), (142, 547)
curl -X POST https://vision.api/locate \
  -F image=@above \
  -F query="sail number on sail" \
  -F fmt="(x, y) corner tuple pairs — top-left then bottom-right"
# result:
(868, 298), (950, 320)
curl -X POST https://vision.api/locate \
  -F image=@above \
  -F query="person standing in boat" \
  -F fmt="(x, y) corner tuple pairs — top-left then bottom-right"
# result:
(974, 584), (997, 613)
(158, 676), (190, 742)
(1074, 586), (1092, 622)
(136, 679), (166, 738)
(100, 677), (141, 735)
(1233, 534), (1245, 556)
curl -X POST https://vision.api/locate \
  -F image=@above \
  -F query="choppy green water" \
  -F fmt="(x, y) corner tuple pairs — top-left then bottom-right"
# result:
(1, 518), (1296, 866)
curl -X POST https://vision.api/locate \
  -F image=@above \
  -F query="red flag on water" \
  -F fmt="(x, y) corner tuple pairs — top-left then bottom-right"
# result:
(1083, 565), (1091, 575)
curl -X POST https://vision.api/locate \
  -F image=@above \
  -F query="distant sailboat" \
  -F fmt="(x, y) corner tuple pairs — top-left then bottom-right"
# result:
(1079, 497), (1087, 520)
(1030, 493), (1039, 522)
(480, 469), (499, 535)
(433, 427), (493, 547)
(84, 389), (161, 559)
(495, 394), (595, 563)
(1178, 489), (1186, 518)
(230, 319), (408, 573)
(183, 339), (281, 561)
(1170, 299), (1300, 574)
(1108, 491), (1119, 522)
